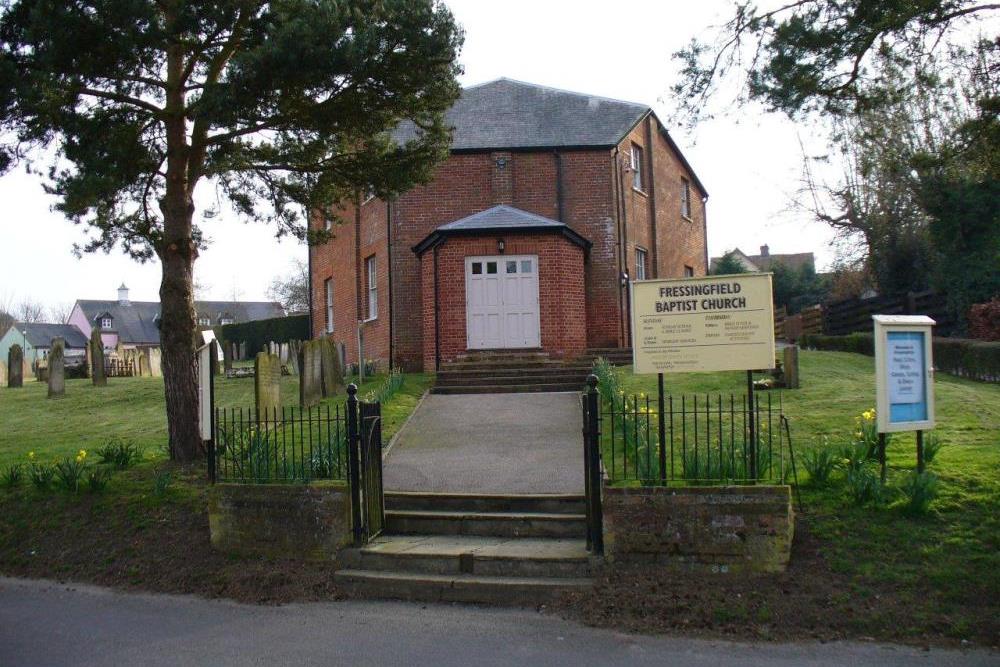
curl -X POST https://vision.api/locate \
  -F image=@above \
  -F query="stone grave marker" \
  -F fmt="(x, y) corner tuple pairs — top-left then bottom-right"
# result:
(7, 344), (23, 388)
(254, 352), (282, 416)
(149, 348), (162, 377)
(299, 341), (323, 408)
(48, 337), (65, 398)
(0, 359), (6, 386)
(286, 340), (300, 376)
(783, 345), (800, 389)
(223, 340), (233, 372)
(138, 352), (149, 377)
(90, 328), (107, 386)
(320, 338), (344, 398)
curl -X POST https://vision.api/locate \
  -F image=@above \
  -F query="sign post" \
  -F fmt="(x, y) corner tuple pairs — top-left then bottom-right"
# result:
(873, 315), (936, 475)
(630, 273), (776, 481)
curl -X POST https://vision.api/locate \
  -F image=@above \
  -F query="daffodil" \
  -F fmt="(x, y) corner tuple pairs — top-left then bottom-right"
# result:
(78, 449), (87, 459)
(28, 451), (36, 461)
(75, 455), (84, 464)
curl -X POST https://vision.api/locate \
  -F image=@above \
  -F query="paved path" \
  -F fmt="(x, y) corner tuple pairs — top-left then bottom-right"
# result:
(1, 578), (996, 667)
(383, 392), (583, 494)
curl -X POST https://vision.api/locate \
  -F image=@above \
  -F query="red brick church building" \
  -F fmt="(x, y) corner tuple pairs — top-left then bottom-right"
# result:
(310, 78), (708, 372)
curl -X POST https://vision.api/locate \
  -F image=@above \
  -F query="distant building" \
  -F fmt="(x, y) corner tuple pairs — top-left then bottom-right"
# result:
(67, 284), (285, 356)
(710, 245), (815, 274)
(0, 322), (89, 368)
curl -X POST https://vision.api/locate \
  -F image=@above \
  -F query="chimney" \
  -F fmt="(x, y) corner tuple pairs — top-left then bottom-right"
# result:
(118, 283), (130, 304)
(760, 244), (770, 257)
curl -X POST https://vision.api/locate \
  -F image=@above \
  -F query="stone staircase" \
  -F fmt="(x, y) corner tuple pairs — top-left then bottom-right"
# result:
(335, 491), (595, 605)
(431, 349), (631, 395)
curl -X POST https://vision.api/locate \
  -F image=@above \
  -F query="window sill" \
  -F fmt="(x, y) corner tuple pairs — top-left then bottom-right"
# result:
(682, 214), (694, 223)
(632, 187), (648, 197)
(363, 317), (378, 324)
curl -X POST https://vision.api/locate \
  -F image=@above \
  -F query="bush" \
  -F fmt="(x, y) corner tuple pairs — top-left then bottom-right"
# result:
(220, 314), (309, 359)
(802, 446), (838, 486)
(900, 471), (938, 516)
(968, 297), (1000, 341)
(847, 465), (885, 506)
(800, 333), (1000, 383)
(54, 451), (89, 493)
(96, 437), (144, 469)
(2, 464), (23, 488)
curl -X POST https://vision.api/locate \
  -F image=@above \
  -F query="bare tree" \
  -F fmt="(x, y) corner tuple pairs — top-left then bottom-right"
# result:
(48, 302), (74, 324)
(266, 259), (310, 314)
(14, 300), (47, 324)
(0, 291), (14, 334)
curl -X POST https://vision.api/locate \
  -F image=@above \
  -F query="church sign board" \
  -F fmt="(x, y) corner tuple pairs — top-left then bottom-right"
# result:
(630, 273), (775, 375)
(873, 315), (936, 433)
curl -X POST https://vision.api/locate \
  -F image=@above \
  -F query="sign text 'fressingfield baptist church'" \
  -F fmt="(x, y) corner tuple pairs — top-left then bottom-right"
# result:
(630, 274), (776, 374)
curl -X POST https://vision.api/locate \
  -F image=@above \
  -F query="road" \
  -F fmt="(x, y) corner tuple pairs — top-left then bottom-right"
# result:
(1, 578), (996, 667)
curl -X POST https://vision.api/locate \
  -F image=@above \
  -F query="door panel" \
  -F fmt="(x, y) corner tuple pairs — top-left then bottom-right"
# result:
(466, 255), (540, 349)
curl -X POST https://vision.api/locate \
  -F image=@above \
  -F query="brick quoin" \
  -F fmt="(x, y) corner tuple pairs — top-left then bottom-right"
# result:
(309, 90), (708, 372)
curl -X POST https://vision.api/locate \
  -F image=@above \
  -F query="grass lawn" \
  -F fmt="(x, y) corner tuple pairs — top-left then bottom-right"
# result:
(0, 371), (433, 468)
(574, 350), (1000, 645)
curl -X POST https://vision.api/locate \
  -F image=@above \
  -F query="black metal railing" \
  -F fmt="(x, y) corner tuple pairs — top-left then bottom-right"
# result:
(211, 404), (349, 483)
(600, 389), (796, 486)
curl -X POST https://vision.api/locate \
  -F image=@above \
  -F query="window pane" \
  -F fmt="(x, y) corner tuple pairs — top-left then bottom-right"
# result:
(487, 262), (497, 274)
(506, 261), (517, 274)
(472, 262), (482, 275)
(520, 260), (532, 273)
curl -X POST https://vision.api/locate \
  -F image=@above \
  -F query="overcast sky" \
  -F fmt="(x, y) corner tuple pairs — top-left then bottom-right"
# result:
(0, 0), (838, 312)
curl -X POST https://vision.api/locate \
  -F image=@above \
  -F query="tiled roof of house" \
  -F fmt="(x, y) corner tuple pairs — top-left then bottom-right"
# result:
(746, 252), (815, 272)
(394, 78), (648, 150)
(75, 300), (284, 345)
(15, 323), (89, 349)
(413, 205), (591, 255)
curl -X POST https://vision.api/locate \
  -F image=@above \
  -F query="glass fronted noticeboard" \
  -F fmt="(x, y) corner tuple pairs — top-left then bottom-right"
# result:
(873, 315), (935, 433)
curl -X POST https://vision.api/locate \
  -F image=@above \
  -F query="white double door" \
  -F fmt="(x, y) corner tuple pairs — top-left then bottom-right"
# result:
(465, 255), (541, 349)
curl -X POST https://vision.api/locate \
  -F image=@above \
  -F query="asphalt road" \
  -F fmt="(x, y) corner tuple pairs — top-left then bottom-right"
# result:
(2, 578), (997, 667)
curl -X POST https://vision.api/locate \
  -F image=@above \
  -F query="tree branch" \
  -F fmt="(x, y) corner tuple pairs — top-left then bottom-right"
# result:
(77, 87), (163, 114)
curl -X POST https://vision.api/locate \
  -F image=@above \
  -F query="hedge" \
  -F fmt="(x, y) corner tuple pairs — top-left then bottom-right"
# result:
(800, 333), (1000, 383)
(220, 314), (309, 359)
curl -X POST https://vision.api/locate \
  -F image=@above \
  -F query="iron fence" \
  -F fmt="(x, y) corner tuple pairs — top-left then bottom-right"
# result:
(211, 404), (349, 483)
(600, 390), (797, 486)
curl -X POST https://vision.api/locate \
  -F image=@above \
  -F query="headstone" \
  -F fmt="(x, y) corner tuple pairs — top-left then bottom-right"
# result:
(238, 341), (247, 361)
(7, 344), (23, 388)
(48, 337), (65, 398)
(0, 359), (6, 386)
(254, 352), (282, 416)
(299, 341), (323, 408)
(222, 339), (233, 372)
(783, 345), (800, 390)
(286, 340), (300, 376)
(138, 353), (149, 377)
(149, 348), (162, 377)
(90, 328), (107, 386)
(319, 338), (344, 397)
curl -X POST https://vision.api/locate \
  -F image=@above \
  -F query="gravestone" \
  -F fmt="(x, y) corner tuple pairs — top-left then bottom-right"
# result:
(223, 340), (233, 372)
(90, 328), (107, 386)
(783, 345), (800, 390)
(320, 338), (344, 398)
(149, 348), (162, 377)
(254, 352), (282, 416)
(286, 340), (300, 376)
(48, 337), (65, 398)
(298, 341), (323, 408)
(238, 341), (247, 361)
(7, 344), (23, 388)
(138, 353), (149, 377)
(0, 359), (6, 386)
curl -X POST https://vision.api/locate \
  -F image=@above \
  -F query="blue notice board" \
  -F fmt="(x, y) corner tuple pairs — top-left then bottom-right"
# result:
(886, 331), (928, 424)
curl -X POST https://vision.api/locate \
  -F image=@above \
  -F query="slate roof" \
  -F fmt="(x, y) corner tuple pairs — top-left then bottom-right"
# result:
(394, 78), (648, 150)
(413, 205), (591, 255)
(75, 300), (285, 345)
(16, 323), (89, 349)
(709, 248), (816, 273)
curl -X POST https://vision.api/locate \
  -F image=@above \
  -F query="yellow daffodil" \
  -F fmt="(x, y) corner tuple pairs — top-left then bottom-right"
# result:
(78, 449), (87, 459)
(75, 455), (84, 464)
(28, 451), (36, 461)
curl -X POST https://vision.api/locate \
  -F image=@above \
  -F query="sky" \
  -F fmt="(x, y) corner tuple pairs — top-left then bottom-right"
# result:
(0, 0), (839, 313)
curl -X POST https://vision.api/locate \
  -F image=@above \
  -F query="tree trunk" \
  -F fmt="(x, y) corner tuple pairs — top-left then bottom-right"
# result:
(158, 214), (202, 462)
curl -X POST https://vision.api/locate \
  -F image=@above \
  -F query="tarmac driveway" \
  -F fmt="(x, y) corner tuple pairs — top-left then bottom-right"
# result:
(383, 392), (584, 494)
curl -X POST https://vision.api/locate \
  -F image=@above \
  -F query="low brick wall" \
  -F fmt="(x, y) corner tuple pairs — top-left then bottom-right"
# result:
(602, 485), (793, 573)
(208, 482), (351, 560)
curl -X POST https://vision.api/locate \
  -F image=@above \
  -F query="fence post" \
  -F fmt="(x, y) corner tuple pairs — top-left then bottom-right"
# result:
(585, 375), (604, 555)
(207, 343), (217, 484)
(747, 370), (757, 480)
(346, 383), (363, 545)
(657, 373), (667, 484)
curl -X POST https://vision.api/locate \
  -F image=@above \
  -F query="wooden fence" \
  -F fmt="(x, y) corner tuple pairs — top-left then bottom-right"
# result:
(823, 290), (954, 336)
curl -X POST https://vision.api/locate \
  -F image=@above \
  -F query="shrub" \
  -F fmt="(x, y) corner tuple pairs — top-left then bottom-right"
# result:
(153, 469), (173, 496)
(96, 437), (144, 469)
(86, 467), (112, 493)
(802, 446), (837, 486)
(900, 471), (938, 516)
(847, 465), (884, 506)
(2, 464), (23, 488)
(968, 297), (1000, 341)
(922, 433), (943, 465)
(54, 450), (89, 493)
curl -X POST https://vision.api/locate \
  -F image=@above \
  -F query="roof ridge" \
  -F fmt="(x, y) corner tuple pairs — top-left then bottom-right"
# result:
(483, 77), (650, 110)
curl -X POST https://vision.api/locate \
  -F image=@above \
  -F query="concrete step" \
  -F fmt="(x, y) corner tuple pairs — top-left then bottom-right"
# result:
(386, 510), (586, 538)
(342, 535), (592, 578)
(335, 568), (591, 606)
(435, 373), (588, 387)
(438, 360), (572, 372)
(431, 383), (584, 395)
(454, 350), (549, 361)
(385, 491), (586, 515)
(436, 368), (591, 380)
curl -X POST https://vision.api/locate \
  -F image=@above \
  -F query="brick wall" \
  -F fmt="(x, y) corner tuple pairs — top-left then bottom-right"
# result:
(420, 233), (587, 368)
(602, 484), (794, 573)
